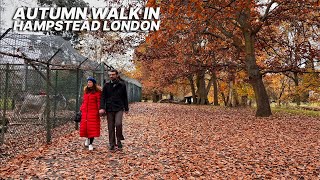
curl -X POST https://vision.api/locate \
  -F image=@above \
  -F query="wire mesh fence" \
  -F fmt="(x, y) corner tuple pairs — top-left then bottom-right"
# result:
(0, 29), (142, 164)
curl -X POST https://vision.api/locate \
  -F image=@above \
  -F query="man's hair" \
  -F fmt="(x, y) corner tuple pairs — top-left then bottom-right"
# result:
(109, 69), (119, 75)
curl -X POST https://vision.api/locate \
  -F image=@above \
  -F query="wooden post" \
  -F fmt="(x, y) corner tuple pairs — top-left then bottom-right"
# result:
(0, 63), (10, 145)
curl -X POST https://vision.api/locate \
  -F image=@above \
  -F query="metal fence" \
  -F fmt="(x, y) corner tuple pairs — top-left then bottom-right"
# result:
(0, 29), (141, 164)
(121, 75), (142, 103)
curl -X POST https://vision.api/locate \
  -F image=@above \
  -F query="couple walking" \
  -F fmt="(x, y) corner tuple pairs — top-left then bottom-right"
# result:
(79, 69), (129, 151)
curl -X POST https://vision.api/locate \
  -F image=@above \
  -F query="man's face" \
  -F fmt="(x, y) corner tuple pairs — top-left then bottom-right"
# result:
(108, 72), (118, 81)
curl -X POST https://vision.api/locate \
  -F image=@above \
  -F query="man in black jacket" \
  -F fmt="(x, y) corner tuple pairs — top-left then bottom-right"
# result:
(99, 69), (129, 150)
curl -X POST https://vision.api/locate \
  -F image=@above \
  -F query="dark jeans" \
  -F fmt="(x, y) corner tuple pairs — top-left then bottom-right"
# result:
(106, 111), (124, 146)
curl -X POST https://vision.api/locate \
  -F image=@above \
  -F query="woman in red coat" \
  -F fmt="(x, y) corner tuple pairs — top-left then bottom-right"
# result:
(80, 77), (102, 151)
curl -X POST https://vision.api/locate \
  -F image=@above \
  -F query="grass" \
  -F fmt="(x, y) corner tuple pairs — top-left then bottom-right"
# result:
(271, 106), (320, 117)
(0, 98), (13, 110)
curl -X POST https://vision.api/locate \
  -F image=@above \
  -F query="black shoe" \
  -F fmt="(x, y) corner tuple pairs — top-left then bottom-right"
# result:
(117, 140), (123, 149)
(109, 145), (115, 151)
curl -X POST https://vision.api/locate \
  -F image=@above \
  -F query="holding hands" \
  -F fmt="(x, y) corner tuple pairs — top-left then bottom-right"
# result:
(99, 109), (106, 116)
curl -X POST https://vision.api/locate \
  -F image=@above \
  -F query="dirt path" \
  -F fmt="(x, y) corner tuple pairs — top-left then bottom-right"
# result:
(1, 103), (319, 179)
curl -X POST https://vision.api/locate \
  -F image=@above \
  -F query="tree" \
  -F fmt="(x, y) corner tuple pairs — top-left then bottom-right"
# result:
(36, 0), (89, 46)
(259, 18), (320, 106)
(142, 0), (319, 116)
(135, 0), (239, 105)
(0, 0), (6, 32)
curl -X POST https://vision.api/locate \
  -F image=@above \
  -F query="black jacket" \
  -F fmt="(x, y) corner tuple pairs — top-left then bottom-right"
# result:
(100, 80), (129, 112)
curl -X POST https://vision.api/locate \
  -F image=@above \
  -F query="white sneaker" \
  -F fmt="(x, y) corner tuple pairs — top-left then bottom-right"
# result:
(84, 138), (89, 147)
(88, 144), (93, 151)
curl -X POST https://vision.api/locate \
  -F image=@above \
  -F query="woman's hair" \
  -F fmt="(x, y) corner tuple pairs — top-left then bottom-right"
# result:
(84, 83), (102, 94)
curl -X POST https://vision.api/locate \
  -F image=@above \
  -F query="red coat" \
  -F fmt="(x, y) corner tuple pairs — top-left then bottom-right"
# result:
(79, 90), (101, 138)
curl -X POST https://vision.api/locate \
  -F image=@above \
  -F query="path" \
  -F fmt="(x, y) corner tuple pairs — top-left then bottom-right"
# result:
(1, 103), (319, 179)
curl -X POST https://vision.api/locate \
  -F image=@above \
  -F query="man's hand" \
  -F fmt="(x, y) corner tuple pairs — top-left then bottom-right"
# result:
(99, 109), (106, 116)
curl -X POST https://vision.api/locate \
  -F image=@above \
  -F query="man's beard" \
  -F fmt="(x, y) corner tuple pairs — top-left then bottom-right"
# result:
(111, 78), (119, 83)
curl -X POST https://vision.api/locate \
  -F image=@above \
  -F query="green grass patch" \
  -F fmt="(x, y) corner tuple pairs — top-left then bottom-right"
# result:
(0, 98), (13, 110)
(272, 106), (320, 117)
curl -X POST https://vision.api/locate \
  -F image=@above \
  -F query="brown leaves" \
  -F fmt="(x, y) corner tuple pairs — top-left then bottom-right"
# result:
(1, 103), (320, 178)
(0, 121), (75, 167)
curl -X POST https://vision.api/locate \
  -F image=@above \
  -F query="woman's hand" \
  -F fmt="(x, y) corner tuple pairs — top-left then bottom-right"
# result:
(99, 109), (105, 116)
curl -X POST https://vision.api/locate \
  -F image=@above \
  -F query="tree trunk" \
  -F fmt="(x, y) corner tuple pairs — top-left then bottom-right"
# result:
(196, 71), (208, 105)
(226, 80), (240, 107)
(305, 43), (315, 70)
(204, 71), (217, 105)
(249, 75), (271, 116)
(232, 88), (240, 106)
(152, 93), (157, 102)
(188, 75), (197, 104)
(221, 92), (227, 106)
(278, 77), (287, 106)
(241, 95), (248, 106)
(293, 72), (300, 106)
(244, 32), (272, 117)
(212, 72), (219, 106)
(227, 80), (233, 107)
(152, 91), (161, 103)
(169, 93), (174, 100)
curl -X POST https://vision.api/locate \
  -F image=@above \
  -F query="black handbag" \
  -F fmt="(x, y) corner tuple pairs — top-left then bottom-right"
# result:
(74, 111), (82, 122)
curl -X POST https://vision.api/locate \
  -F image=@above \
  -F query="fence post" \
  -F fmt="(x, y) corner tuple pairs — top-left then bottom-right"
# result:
(45, 63), (51, 144)
(75, 68), (80, 130)
(100, 62), (104, 87)
(75, 58), (88, 130)
(0, 63), (10, 145)
(53, 70), (58, 128)
(45, 49), (60, 144)
(23, 63), (28, 91)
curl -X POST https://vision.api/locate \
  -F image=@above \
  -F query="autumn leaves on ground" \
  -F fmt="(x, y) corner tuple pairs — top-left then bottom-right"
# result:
(1, 103), (319, 179)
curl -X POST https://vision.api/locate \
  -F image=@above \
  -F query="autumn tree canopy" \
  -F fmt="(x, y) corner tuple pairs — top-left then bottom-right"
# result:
(135, 0), (320, 117)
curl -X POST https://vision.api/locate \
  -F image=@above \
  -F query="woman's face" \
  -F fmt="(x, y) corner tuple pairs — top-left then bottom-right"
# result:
(87, 81), (94, 87)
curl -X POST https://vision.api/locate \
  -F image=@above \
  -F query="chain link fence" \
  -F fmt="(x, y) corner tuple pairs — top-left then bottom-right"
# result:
(0, 29), (142, 164)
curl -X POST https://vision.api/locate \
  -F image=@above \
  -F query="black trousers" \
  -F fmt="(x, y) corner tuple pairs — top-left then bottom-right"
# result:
(89, 138), (94, 144)
(106, 111), (124, 146)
